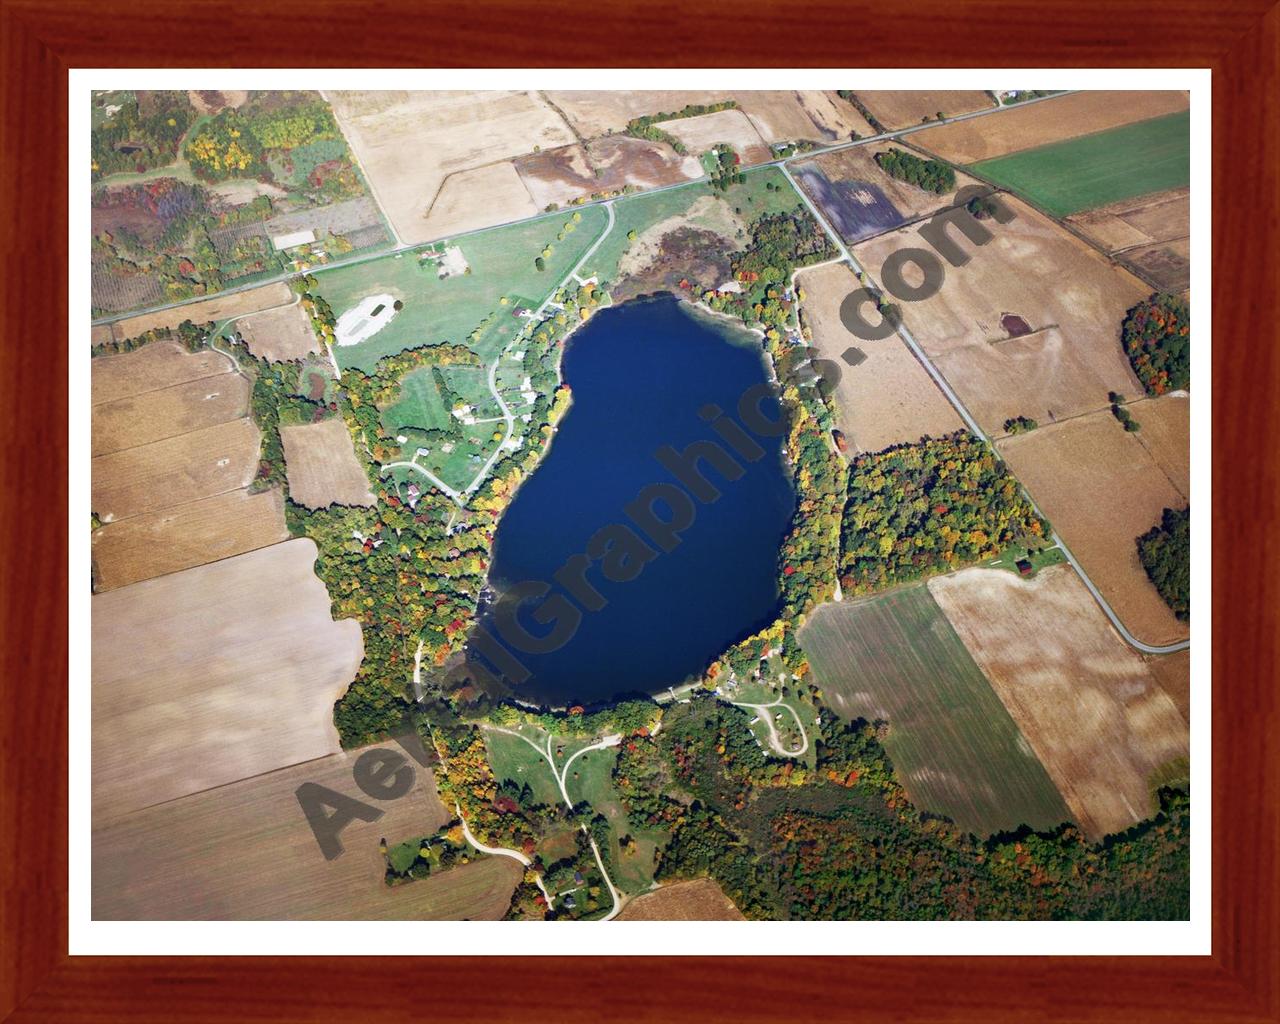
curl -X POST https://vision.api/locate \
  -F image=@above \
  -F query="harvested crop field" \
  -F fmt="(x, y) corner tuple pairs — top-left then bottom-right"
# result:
(1068, 188), (1191, 293)
(93, 750), (521, 920)
(91, 486), (288, 591)
(281, 418), (376, 509)
(854, 91), (993, 130)
(91, 340), (233, 406)
(92, 373), (250, 456)
(237, 300), (319, 362)
(797, 261), (960, 450)
(1132, 393), (1191, 497)
(1148, 649), (1191, 724)
(928, 565), (1189, 840)
(794, 145), (986, 243)
(852, 195), (1148, 432)
(996, 405), (1189, 646)
(543, 90), (733, 137)
(911, 90), (1189, 164)
(92, 417), (261, 521)
(617, 878), (745, 921)
(92, 538), (360, 822)
(655, 108), (772, 166)
(738, 91), (876, 144)
(108, 281), (293, 343)
(326, 90), (574, 245)
(971, 112), (1190, 217)
(800, 589), (1070, 836)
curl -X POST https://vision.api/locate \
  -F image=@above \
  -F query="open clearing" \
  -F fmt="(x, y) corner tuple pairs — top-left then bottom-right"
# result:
(91, 487), (288, 591)
(618, 878), (745, 920)
(326, 90), (574, 245)
(1068, 188), (1190, 292)
(971, 112), (1190, 217)
(800, 588), (1070, 836)
(543, 91), (734, 137)
(515, 138), (700, 210)
(654, 108), (772, 166)
(316, 203), (608, 371)
(92, 538), (360, 821)
(92, 418), (261, 521)
(996, 402), (1190, 646)
(236, 300), (319, 362)
(281, 419), (376, 509)
(852, 195), (1148, 432)
(854, 91), (993, 130)
(107, 281), (293, 342)
(93, 750), (521, 920)
(738, 91), (876, 144)
(1148, 649), (1191, 724)
(928, 565), (1189, 840)
(911, 91), (1189, 164)
(91, 339), (233, 405)
(794, 145), (986, 243)
(798, 261), (960, 451)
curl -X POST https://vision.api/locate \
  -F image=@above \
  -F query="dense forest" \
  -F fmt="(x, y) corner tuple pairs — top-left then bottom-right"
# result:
(1121, 293), (1191, 396)
(1137, 506), (1190, 621)
(91, 91), (194, 180)
(839, 431), (1049, 594)
(874, 148), (956, 194)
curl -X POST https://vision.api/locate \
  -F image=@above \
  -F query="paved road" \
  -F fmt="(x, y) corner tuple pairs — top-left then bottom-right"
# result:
(778, 164), (1190, 657)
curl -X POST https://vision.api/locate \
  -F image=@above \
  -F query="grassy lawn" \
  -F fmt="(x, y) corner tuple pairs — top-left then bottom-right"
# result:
(971, 111), (1190, 217)
(983, 542), (1066, 577)
(482, 729), (562, 807)
(316, 203), (609, 371)
(799, 585), (1071, 837)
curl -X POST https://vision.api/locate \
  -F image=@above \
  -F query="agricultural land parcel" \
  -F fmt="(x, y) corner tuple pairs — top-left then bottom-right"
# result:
(799, 587), (1070, 836)
(281, 418), (377, 509)
(996, 397), (1191, 647)
(236, 300), (321, 362)
(324, 90), (576, 244)
(852, 195), (1149, 433)
(91, 341), (287, 590)
(617, 877), (746, 920)
(928, 565), (1189, 840)
(103, 281), (294, 343)
(970, 111), (1190, 217)
(93, 750), (520, 919)
(910, 90), (1189, 164)
(797, 261), (961, 451)
(853, 90), (994, 130)
(1067, 187), (1190, 293)
(736, 91), (877, 145)
(792, 144), (987, 244)
(653, 108), (773, 166)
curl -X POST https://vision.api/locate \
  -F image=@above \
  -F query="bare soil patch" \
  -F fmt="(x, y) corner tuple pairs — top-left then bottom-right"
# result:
(92, 417), (261, 522)
(515, 138), (700, 210)
(996, 407), (1189, 646)
(91, 486), (288, 591)
(187, 89), (248, 115)
(617, 877), (745, 920)
(237, 300), (319, 363)
(93, 749), (521, 920)
(655, 108), (772, 165)
(92, 340), (234, 406)
(1147, 649), (1191, 724)
(544, 90), (734, 137)
(92, 537), (358, 821)
(852, 195), (1148, 432)
(928, 565), (1188, 840)
(92, 373), (250, 456)
(798, 261), (960, 451)
(1120, 238), (1191, 293)
(108, 281), (293, 343)
(327, 90), (574, 245)
(738, 91), (876, 144)
(282, 418), (377, 509)
(912, 91), (1189, 163)
(854, 91), (994, 130)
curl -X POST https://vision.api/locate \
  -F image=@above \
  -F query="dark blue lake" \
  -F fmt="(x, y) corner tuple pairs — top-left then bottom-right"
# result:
(476, 294), (795, 706)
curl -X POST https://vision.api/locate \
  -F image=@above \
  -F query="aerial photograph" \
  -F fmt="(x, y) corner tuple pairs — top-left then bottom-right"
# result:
(88, 86), (1192, 922)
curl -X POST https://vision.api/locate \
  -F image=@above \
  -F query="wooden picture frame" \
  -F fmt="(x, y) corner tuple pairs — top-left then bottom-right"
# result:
(3, 1), (1275, 1019)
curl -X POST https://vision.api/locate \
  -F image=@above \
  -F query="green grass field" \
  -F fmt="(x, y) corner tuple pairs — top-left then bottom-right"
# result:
(799, 586), (1071, 836)
(482, 729), (562, 808)
(970, 111), (1190, 217)
(316, 204), (609, 371)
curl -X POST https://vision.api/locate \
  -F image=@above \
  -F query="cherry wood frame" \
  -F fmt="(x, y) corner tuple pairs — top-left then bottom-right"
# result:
(2, 1), (1276, 1020)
